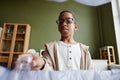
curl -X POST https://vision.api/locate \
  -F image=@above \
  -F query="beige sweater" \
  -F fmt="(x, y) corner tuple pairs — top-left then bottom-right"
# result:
(41, 41), (93, 70)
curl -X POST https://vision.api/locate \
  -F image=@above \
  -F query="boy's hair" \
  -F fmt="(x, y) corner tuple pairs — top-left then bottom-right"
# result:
(58, 10), (76, 21)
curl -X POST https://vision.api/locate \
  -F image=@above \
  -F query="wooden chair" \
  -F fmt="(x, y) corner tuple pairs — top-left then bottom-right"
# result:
(100, 46), (116, 64)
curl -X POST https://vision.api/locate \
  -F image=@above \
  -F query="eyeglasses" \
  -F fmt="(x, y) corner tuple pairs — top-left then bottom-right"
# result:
(56, 18), (74, 25)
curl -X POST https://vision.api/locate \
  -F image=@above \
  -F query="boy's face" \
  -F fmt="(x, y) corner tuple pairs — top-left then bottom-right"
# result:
(58, 12), (78, 37)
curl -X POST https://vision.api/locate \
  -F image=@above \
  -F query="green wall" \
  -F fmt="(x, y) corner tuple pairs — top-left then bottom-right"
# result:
(0, 0), (114, 59)
(98, 4), (118, 63)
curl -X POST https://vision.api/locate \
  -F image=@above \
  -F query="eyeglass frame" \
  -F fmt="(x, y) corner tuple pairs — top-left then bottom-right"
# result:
(56, 18), (75, 26)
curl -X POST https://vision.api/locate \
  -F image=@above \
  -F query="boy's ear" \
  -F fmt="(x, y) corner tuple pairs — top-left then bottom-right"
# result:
(74, 24), (78, 31)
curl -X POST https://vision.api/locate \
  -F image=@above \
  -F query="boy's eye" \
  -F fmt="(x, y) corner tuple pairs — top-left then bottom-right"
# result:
(66, 19), (73, 24)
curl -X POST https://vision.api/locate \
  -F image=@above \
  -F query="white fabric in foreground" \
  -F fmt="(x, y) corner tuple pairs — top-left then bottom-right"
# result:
(47, 0), (111, 6)
(0, 66), (120, 80)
